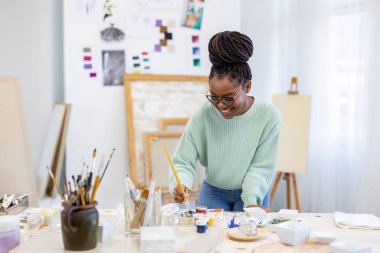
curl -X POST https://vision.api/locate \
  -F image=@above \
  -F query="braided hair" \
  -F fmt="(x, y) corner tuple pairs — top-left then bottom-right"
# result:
(208, 31), (253, 87)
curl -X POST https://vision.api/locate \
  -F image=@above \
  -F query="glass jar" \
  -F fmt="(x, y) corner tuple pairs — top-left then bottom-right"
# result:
(160, 203), (180, 227)
(0, 215), (20, 253)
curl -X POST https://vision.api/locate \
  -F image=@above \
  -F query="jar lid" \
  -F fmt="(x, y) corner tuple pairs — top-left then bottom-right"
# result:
(0, 215), (19, 229)
(193, 213), (204, 219)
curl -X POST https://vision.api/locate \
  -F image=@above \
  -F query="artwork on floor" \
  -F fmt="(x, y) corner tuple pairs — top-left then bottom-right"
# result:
(184, 0), (205, 30)
(191, 35), (201, 67)
(101, 0), (125, 41)
(68, 0), (103, 22)
(102, 50), (125, 86)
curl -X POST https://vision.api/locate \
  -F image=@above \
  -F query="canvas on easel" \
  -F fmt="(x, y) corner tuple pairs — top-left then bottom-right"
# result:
(271, 77), (311, 210)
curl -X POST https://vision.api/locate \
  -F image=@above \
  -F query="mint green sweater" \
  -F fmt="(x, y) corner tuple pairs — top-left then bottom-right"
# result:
(169, 97), (281, 207)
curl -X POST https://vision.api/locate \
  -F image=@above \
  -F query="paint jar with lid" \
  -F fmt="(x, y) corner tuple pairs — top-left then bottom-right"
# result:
(193, 213), (204, 224)
(196, 220), (208, 233)
(0, 215), (20, 253)
(205, 213), (215, 226)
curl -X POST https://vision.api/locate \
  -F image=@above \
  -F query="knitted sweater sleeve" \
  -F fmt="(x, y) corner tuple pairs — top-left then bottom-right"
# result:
(168, 125), (199, 194)
(241, 114), (281, 207)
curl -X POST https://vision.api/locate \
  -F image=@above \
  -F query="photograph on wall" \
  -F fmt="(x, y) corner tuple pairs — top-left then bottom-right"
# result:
(183, 0), (205, 30)
(102, 50), (125, 86)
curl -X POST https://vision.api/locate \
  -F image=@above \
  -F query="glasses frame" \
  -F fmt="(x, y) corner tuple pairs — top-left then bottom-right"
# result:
(206, 89), (242, 106)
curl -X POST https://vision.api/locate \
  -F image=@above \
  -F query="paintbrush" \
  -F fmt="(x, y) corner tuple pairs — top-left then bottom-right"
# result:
(90, 155), (104, 203)
(46, 166), (65, 202)
(100, 148), (115, 183)
(163, 145), (192, 215)
(90, 149), (115, 202)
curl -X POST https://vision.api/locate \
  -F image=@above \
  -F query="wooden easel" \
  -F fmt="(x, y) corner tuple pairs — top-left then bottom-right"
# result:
(270, 77), (301, 211)
(270, 172), (300, 210)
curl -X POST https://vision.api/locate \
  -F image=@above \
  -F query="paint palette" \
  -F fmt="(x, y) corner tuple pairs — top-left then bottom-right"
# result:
(227, 228), (267, 242)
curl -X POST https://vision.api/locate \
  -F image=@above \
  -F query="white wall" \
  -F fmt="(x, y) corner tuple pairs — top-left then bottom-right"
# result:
(241, 0), (290, 211)
(241, 0), (280, 100)
(0, 1), (63, 178)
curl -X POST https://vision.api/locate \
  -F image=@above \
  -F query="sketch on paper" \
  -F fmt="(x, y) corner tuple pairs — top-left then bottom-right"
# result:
(102, 50), (125, 86)
(146, 0), (177, 9)
(69, 0), (103, 22)
(101, 0), (125, 41)
(184, 0), (205, 30)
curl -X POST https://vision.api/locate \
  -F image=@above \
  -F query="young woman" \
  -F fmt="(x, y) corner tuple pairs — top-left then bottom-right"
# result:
(169, 31), (281, 211)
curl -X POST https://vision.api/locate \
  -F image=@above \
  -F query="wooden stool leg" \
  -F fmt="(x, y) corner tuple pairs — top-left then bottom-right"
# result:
(284, 173), (291, 209)
(270, 172), (282, 206)
(291, 173), (300, 211)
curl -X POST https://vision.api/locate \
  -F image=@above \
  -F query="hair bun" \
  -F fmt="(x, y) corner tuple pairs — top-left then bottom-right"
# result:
(208, 31), (253, 66)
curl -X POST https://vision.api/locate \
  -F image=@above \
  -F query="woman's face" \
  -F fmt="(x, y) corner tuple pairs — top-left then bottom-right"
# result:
(209, 75), (251, 119)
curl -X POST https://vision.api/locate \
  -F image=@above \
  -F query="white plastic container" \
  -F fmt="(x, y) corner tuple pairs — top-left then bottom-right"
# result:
(98, 218), (118, 242)
(274, 220), (311, 246)
(0, 215), (20, 253)
(313, 231), (336, 244)
(330, 240), (372, 253)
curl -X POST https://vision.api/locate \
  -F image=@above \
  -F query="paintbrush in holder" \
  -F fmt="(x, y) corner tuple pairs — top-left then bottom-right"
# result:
(46, 148), (115, 250)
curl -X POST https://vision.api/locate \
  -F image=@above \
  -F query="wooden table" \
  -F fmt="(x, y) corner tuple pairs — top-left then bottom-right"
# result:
(13, 213), (380, 253)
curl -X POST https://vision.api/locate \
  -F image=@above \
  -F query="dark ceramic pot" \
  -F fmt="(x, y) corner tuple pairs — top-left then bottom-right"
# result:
(61, 202), (99, 251)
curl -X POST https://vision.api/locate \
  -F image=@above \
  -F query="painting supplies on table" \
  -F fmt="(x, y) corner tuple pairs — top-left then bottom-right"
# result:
(123, 177), (136, 235)
(0, 193), (30, 215)
(142, 181), (156, 226)
(163, 145), (192, 217)
(130, 189), (149, 231)
(46, 148), (115, 207)
(125, 175), (141, 201)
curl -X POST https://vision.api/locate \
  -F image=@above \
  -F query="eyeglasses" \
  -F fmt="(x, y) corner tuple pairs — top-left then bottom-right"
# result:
(206, 89), (242, 106)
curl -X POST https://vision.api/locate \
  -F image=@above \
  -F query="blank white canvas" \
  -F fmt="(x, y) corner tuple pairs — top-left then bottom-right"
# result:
(272, 94), (311, 174)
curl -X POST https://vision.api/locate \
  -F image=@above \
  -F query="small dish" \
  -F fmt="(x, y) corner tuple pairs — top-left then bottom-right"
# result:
(330, 240), (371, 253)
(227, 227), (266, 242)
(274, 220), (311, 246)
(314, 231), (336, 244)
(278, 209), (299, 220)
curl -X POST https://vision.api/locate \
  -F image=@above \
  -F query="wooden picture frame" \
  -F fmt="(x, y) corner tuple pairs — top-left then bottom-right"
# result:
(144, 131), (201, 203)
(124, 74), (208, 188)
(160, 118), (189, 131)
(144, 131), (182, 191)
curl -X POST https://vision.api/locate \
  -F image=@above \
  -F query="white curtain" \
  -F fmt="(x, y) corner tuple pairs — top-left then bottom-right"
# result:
(270, 0), (380, 215)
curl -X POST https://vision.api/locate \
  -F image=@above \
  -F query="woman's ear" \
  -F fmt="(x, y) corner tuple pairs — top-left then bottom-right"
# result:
(244, 81), (252, 93)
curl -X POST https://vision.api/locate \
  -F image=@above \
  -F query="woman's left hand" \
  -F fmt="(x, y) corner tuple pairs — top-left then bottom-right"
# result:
(247, 205), (271, 212)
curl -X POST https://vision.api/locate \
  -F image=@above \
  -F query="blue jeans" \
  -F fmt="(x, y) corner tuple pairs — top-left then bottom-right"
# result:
(197, 180), (270, 211)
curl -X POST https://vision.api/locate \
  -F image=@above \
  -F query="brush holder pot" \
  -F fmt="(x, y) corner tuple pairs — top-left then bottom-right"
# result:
(61, 202), (99, 251)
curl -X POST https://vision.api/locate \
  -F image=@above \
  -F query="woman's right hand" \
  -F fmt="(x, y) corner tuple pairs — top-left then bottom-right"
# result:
(172, 185), (191, 203)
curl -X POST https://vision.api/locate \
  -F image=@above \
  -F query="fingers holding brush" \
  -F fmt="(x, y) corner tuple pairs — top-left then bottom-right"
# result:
(173, 185), (191, 203)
